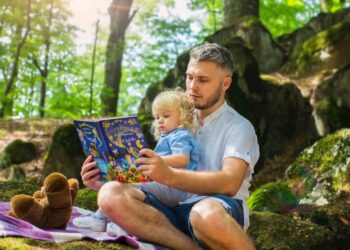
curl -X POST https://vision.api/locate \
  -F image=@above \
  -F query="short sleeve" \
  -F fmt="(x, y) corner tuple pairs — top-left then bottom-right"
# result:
(168, 130), (195, 155)
(223, 121), (260, 172)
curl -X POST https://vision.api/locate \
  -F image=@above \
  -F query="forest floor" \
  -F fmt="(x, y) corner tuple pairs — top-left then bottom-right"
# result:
(0, 119), (70, 181)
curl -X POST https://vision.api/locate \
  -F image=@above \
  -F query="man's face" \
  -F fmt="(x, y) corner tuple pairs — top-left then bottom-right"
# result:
(185, 59), (231, 111)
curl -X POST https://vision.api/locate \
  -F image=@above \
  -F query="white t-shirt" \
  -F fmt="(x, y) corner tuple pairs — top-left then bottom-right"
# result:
(188, 101), (259, 230)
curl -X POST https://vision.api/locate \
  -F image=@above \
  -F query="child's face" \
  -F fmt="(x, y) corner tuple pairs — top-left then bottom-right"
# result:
(154, 108), (180, 135)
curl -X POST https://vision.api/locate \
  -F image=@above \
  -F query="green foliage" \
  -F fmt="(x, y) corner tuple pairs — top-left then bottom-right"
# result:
(118, 0), (201, 115)
(248, 182), (298, 214)
(1, 0), (349, 118)
(260, 0), (320, 38)
(188, 0), (223, 35)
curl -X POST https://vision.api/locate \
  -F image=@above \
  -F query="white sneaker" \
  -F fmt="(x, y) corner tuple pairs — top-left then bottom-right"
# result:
(72, 213), (108, 232)
(106, 222), (128, 236)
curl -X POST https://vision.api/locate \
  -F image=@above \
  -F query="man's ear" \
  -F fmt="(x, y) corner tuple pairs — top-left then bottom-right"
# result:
(223, 76), (232, 91)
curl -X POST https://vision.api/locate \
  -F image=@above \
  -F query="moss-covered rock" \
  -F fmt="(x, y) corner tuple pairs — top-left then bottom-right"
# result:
(75, 188), (98, 211)
(286, 129), (350, 204)
(248, 182), (298, 214)
(1, 139), (39, 167)
(43, 124), (85, 186)
(248, 211), (334, 250)
(277, 8), (350, 61)
(312, 64), (350, 136)
(0, 179), (39, 201)
(2, 164), (26, 180)
(206, 15), (284, 73)
(281, 21), (350, 78)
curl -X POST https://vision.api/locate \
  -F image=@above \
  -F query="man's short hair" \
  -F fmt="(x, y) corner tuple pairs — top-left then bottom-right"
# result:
(189, 43), (234, 74)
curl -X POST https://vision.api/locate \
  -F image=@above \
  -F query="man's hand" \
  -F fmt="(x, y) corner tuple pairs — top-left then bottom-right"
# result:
(80, 155), (104, 191)
(134, 149), (173, 184)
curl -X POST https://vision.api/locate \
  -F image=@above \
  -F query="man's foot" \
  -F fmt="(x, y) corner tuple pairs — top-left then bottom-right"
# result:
(106, 222), (128, 236)
(72, 213), (108, 232)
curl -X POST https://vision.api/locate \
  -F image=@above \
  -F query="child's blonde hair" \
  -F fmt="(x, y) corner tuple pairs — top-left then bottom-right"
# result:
(151, 88), (195, 140)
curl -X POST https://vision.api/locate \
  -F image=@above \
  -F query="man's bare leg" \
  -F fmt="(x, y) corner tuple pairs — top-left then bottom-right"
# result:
(190, 199), (255, 250)
(98, 182), (200, 250)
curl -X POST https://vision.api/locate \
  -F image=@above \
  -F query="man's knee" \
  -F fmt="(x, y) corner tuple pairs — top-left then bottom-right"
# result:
(98, 182), (125, 212)
(189, 199), (227, 232)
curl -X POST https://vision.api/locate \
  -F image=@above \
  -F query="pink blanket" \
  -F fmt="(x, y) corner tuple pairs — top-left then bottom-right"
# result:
(0, 202), (166, 250)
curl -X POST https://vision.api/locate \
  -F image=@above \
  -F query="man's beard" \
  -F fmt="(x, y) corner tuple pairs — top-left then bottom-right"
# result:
(194, 84), (222, 110)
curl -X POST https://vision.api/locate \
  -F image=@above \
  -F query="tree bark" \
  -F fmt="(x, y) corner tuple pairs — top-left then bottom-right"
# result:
(89, 19), (99, 116)
(0, 0), (32, 117)
(32, 0), (54, 118)
(101, 0), (136, 116)
(223, 0), (259, 27)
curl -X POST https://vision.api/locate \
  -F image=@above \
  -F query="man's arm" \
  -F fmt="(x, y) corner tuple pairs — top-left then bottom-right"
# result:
(135, 149), (248, 196)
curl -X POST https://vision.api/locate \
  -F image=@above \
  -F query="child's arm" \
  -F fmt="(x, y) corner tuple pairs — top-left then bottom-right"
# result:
(161, 154), (189, 169)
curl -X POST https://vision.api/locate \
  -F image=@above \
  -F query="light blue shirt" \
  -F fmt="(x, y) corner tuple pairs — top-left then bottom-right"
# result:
(154, 128), (199, 171)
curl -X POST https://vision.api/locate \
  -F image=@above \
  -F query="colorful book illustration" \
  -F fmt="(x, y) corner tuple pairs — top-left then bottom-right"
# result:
(73, 116), (151, 183)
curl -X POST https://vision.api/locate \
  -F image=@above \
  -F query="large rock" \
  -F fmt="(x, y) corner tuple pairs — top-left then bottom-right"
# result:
(206, 15), (284, 73)
(0, 139), (39, 168)
(248, 211), (334, 250)
(43, 124), (85, 185)
(281, 21), (350, 78)
(277, 8), (350, 58)
(305, 194), (350, 249)
(286, 129), (350, 204)
(312, 64), (350, 136)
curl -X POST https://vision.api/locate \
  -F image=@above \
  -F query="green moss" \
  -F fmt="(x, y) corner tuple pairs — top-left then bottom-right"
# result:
(0, 179), (39, 201)
(3, 139), (39, 165)
(43, 124), (85, 184)
(51, 124), (81, 157)
(0, 237), (134, 249)
(283, 21), (350, 75)
(4, 164), (26, 180)
(248, 211), (334, 250)
(248, 182), (298, 214)
(239, 15), (261, 30)
(75, 188), (98, 211)
(286, 129), (350, 201)
(0, 129), (6, 139)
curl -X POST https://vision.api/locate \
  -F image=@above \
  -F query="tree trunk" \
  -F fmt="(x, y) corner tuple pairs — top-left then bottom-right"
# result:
(223, 0), (259, 27)
(89, 19), (99, 117)
(33, 0), (54, 118)
(0, 0), (32, 118)
(101, 0), (136, 116)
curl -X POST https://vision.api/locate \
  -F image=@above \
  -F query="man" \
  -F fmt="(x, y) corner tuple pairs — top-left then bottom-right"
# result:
(81, 43), (259, 249)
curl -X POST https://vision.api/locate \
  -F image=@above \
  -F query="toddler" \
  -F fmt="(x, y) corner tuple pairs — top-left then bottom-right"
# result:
(73, 88), (199, 232)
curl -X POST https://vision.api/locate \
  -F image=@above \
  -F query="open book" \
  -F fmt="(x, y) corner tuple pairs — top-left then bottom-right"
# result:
(73, 116), (151, 183)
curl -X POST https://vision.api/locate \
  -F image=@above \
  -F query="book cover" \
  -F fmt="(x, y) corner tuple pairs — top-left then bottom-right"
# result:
(73, 116), (151, 183)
